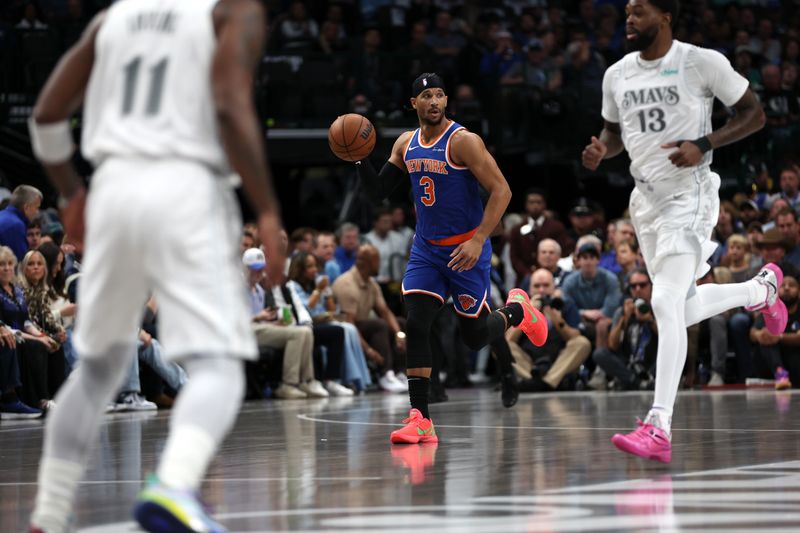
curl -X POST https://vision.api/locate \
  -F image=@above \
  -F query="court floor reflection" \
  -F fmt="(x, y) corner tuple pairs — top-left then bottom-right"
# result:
(1, 389), (799, 531)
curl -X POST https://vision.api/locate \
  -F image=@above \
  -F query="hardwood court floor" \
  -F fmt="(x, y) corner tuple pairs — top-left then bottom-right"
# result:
(2, 388), (800, 532)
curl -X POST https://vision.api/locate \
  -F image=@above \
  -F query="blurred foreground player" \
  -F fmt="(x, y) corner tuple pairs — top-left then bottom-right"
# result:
(353, 73), (548, 444)
(582, 0), (783, 463)
(27, 0), (282, 531)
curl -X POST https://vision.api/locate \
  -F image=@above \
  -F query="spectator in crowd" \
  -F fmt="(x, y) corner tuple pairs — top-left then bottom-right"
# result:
(502, 38), (550, 89)
(566, 197), (599, 243)
(317, 19), (348, 55)
(755, 228), (799, 279)
(399, 20), (436, 88)
(722, 234), (755, 282)
(37, 241), (76, 371)
(289, 227), (317, 256)
(509, 188), (573, 286)
(593, 269), (658, 390)
(509, 268), (590, 392)
(244, 248), (328, 400)
(0, 185), (42, 261)
(750, 275), (800, 389)
(536, 238), (569, 289)
(332, 244), (407, 392)
(760, 64), (799, 143)
(0, 246), (56, 412)
(335, 222), (361, 273)
(775, 166), (800, 211)
(599, 219), (635, 274)
(288, 251), (369, 394)
(240, 230), (256, 254)
(391, 205), (414, 251)
(313, 231), (341, 283)
(26, 218), (41, 251)
(113, 327), (188, 412)
(426, 10), (467, 83)
(737, 199), (761, 228)
(751, 19), (781, 65)
(0, 247), (39, 418)
(561, 241), (620, 352)
(364, 206), (408, 284)
(20, 249), (66, 400)
(734, 45), (761, 89)
(775, 207), (800, 264)
(16, 2), (47, 30)
(615, 238), (640, 290)
(480, 29), (522, 87)
(348, 27), (401, 115)
(279, 0), (319, 51)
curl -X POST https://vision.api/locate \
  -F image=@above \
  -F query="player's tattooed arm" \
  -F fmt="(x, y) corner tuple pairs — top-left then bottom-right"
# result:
(582, 121), (623, 171)
(707, 89), (766, 151)
(355, 131), (411, 204)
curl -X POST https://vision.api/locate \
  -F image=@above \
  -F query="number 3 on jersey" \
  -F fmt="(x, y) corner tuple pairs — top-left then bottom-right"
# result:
(419, 176), (436, 206)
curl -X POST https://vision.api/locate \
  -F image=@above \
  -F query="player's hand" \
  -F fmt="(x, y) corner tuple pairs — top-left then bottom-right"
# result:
(662, 141), (704, 168)
(448, 236), (483, 272)
(581, 136), (607, 171)
(759, 329), (781, 346)
(59, 187), (87, 253)
(258, 212), (285, 285)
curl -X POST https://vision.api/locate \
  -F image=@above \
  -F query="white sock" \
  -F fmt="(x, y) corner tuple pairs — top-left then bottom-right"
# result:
(31, 458), (84, 531)
(157, 425), (216, 491)
(645, 408), (672, 438)
(684, 280), (766, 326)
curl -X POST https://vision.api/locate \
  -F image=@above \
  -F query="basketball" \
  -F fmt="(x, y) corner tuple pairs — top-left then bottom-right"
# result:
(328, 113), (376, 162)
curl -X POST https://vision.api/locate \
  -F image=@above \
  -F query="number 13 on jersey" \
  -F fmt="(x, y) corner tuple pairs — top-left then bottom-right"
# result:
(419, 176), (436, 206)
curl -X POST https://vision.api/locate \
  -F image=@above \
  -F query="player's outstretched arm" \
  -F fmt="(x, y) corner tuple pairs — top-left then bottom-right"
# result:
(29, 11), (105, 247)
(447, 131), (511, 272)
(212, 0), (283, 278)
(354, 131), (412, 204)
(582, 121), (623, 171)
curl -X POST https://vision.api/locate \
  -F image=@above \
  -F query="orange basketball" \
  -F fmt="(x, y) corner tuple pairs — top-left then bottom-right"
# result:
(328, 113), (376, 162)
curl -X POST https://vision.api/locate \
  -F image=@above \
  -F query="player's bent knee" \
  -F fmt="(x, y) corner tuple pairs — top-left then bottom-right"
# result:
(461, 325), (489, 351)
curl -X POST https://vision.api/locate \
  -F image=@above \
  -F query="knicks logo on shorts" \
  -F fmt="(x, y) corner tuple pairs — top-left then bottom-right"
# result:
(458, 294), (478, 311)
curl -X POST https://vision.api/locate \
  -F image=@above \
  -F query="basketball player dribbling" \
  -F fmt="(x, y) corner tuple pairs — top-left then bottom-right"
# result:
(582, 0), (785, 463)
(27, 0), (282, 531)
(355, 73), (548, 444)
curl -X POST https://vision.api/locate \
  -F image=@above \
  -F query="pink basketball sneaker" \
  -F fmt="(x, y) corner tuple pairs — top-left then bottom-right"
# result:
(611, 419), (672, 464)
(746, 263), (788, 335)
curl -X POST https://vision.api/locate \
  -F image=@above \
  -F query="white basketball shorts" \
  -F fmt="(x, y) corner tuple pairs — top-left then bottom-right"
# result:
(629, 169), (720, 281)
(73, 157), (257, 362)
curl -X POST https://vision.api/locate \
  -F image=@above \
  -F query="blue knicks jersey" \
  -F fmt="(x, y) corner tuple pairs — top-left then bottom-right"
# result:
(404, 121), (484, 243)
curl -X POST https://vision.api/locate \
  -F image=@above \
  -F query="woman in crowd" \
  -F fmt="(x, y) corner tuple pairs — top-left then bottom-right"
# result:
(288, 251), (372, 392)
(0, 246), (59, 411)
(37, 241), (78, 372)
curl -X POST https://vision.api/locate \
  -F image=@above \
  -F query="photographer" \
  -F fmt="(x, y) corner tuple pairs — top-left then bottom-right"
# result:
(506, 269), (591, 392)
(593, 269), (659, 390)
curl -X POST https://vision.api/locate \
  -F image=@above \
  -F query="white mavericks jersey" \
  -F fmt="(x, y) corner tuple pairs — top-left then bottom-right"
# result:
(82, 0), (226, 171)
(601, 40), (749, 183)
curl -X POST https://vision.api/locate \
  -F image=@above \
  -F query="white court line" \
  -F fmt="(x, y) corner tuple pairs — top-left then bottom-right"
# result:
(296, 412), (800, 433)
(0, 476), (383, 487)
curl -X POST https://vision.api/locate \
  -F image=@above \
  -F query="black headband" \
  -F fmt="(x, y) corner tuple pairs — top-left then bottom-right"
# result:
(412, 73), (446, 97)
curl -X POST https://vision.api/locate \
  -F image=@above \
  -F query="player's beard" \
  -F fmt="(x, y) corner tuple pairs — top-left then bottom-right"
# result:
(420, 110), (445, 127)
(625, 25), (659, 52)
(781, 295), (798, 308)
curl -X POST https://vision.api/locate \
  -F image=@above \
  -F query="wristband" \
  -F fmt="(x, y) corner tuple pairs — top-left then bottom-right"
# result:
(688, 136), (712, 154)
(28, 117), (74, 164)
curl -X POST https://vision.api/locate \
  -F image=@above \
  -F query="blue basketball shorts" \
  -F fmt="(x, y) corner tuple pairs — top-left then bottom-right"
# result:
(401, 235), (492, 318)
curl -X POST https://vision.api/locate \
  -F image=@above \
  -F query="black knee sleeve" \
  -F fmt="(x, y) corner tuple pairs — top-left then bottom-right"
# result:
(458, 311), (491, 351)
(404, 293), (442, 369)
